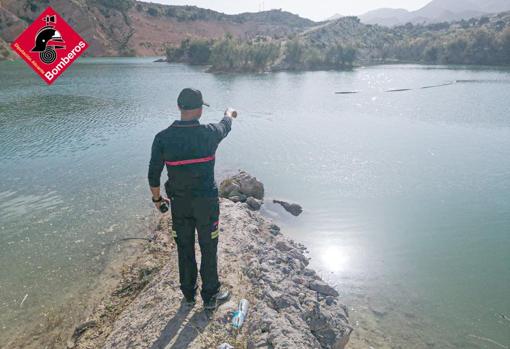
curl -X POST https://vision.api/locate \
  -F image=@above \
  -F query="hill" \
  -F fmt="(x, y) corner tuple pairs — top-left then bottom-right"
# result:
(166, 12), (510, 72)
(0, 0), (315, 58)
(327, 14), (344, 21)
(0, 37), (15, 60)
(304, 13), (510, 65)
(2, 0), (509, 69)
(360, 8), (413, 27)
(360, 0), (510, 26)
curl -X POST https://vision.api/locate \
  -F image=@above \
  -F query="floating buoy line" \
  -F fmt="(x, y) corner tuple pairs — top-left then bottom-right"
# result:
(335, 79), (510, 95)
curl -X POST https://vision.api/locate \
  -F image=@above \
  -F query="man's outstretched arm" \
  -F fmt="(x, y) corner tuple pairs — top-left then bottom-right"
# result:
(211, 109), (236, 143)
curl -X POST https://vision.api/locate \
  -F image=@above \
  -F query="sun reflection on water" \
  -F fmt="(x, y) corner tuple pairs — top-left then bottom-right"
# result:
(319, 245), (351, 273)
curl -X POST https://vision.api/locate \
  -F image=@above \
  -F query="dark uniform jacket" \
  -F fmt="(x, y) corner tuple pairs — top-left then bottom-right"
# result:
(148, 117), (232, 198)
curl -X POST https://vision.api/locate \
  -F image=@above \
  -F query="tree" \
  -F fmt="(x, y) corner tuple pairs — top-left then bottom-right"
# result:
(342, 46), (357, 66)
(284, 39), (306, 69)
(210, 36), (238, 71)
(247, 42), (280, 70)
(94, 0), (134, 11)
(424, 45), (439, 63)
(444, 37), (468, 64)
(147, 7), (158, 16)
(498, 27), (510, 64)
(187, 41), (212, 65)
(326, 44), (344, 68)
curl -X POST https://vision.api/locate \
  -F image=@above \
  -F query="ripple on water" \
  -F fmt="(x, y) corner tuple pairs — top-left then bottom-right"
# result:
(0, 94), (143, 160)
(0, 190), (63, 222)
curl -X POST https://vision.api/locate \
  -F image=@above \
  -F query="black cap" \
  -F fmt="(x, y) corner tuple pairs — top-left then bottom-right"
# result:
(177, 88), (209, 110)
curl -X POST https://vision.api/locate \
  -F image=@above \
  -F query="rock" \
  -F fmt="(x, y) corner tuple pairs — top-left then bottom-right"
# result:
(269, 224), (281, 236)
(229, 196), (242, 203)
(303, 305), (351, 349)
(220, 171), (264, 200)
(246, 197), (263, 211)
(90, 191), (351, 349)
(275, 241), (293, 252)
(237, 171), (264, 199)
(153, 58), (167, 62)
(293, 277), (307, 285)
(275, 295), (294, 310)
(227, 189), (247, 203)
(309, 280), (339, 297)
(303, 268), (316, 277)
(264, 289), (296, 310)
(288, 249), (308, 264)
(67, 320), (96, 347)
(273, 200), (303, 216)
(220, 181), (241, 197)
(247, 338), (269, 349)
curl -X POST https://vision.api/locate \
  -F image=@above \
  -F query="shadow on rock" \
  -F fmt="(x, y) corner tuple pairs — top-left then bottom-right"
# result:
(149, 301), (194, 349)
(170, 311), (211, 349)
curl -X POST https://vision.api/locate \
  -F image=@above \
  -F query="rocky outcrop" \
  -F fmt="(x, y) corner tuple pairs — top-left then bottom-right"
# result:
(71, 200), (351, 349)
(273, 200), (303, 216)
(220, 171), (265, 208)
(220, 173), (304, 218)
(246, 196), (262, 211)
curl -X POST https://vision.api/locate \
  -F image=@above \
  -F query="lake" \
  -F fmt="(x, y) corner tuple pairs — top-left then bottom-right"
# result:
(0, 58), (509, 348)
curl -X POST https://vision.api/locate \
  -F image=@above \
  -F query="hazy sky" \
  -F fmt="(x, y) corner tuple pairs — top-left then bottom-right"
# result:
(150, 0), (432, 21)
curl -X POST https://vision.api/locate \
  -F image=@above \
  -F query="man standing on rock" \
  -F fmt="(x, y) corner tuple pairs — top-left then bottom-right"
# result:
(148, 88), (235, 310)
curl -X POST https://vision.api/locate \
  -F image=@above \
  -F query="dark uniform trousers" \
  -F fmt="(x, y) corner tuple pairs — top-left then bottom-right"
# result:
(170, 196), (220, 302)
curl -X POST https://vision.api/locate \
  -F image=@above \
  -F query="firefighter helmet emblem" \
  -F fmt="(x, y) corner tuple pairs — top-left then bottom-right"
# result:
(31, 15), (66, 64)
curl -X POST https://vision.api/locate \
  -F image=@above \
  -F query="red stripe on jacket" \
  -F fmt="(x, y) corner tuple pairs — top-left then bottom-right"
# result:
(165, 155), (215, 166)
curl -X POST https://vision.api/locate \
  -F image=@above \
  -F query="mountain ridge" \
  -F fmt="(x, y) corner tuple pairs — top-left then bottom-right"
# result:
(0, 0), (315, 57)
(360, 0), (510, 26)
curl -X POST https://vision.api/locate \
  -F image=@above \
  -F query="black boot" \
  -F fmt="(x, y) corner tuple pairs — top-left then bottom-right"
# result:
(203, 288), (231, 310)
(183, 285), (198, 308)
(183, 295), (196, 307)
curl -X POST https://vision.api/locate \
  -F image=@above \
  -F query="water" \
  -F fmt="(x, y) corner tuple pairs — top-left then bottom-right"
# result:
(1, 58), (509, 348)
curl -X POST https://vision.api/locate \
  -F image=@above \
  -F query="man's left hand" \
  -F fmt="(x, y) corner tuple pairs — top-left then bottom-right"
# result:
(153, 196), (170, 210)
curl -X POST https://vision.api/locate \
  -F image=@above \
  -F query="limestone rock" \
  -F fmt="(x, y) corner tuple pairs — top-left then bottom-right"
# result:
(80, 196), (350, 349)
(309, 280), (339, 297)
(269, 224), (281, 236)
(220, 171), (264, 201)
(246, 197), (263, 211)
(273, 200), (303, 216)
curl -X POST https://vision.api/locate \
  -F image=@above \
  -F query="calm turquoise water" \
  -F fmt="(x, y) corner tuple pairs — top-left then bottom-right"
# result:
(0, 58), (509, 348)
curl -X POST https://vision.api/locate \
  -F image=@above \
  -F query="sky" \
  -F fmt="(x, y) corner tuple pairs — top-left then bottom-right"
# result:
(150, 0), (432, 21)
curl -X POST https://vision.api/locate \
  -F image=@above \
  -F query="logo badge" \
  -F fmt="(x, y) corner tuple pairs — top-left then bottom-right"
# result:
(11, 7), (89, 85)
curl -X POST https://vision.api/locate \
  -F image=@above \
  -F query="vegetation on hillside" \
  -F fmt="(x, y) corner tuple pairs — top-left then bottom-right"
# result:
(165, 12), (510, 72)
(278, 38), (357, 70)
(388, 17), (510, 65)
(166, 36), (283, 72)
(0, 38), (15, 61)
(2, 1), (509, 68)
(0, 1), (316, 58)
(93, 0), (134, 12)
(303, 13), (510, 66)
(166, 36), (357, 72)
(133, 3), (313, 28)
